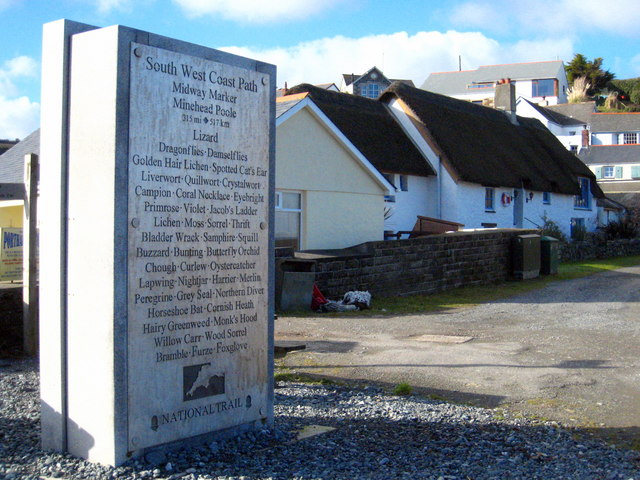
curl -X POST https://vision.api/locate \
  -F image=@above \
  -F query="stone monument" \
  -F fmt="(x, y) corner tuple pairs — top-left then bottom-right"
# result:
(39, 20), (275, 466)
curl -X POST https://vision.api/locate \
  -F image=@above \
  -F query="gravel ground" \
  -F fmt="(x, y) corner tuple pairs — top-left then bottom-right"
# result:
(1, 359), (639, 480)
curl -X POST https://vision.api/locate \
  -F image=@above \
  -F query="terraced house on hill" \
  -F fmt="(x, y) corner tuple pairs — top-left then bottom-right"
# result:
(422, 60), (569, 106)
(578, 112), (640, 214)
(276, 82), (605, 247)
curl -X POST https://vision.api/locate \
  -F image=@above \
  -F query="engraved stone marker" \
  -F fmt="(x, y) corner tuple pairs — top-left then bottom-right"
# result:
(40, 21), (275, 466)
(127, 43), (271, 451)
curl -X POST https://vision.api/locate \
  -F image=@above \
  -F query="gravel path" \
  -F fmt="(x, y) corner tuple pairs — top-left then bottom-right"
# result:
(1, 359), (639, 480)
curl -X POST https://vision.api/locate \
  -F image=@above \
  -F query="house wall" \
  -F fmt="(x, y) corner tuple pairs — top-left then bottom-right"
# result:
(441, 178), (598, 237)
(277, 107), (385, 250)
(0, 203), (23, 228)
(452, 79), (564, 106)
(384, 175), (438, 232)
(591, 132), (618, 145)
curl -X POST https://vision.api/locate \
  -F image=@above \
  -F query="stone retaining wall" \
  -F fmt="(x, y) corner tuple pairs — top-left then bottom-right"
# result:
(304, 229), (536, 298)
(559, 238), (640, 262)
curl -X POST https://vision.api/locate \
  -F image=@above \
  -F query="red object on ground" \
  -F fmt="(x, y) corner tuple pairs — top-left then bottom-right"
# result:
(311, 284), (328, 310)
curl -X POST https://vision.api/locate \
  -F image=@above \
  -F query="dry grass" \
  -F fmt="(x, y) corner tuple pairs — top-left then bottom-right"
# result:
(568, 76), (591, 103)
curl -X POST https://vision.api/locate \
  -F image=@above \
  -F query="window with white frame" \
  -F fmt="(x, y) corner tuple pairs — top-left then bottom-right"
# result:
(399, 175), (408, 191)
(543, 192), (551, 204)
(275, 191), (302, 250)
(485, 187), (495, 211)
(603, 166), (615, 178)
(624, 132), (638, 144)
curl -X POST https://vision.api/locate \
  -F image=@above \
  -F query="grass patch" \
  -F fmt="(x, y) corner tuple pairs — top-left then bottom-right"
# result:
(392, 382), (413, 396)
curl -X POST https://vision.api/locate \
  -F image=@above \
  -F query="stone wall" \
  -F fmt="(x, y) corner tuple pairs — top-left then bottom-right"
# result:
(303, 229), (536, 298)
(559, 238), (640, 262)
(0, 287), (23, 357)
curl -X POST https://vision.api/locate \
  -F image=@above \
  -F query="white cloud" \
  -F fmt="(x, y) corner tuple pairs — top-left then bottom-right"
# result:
(219, 30), (574, 88)
(0, 56), (39, 139)
(450, 0), (640, 37)
(0, 96), (39, 140)
(0, 56), (37, 98)
(172, 0), (345, 23)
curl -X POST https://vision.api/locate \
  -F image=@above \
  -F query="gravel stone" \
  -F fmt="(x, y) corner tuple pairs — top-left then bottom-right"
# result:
(1, 358), (639, 479)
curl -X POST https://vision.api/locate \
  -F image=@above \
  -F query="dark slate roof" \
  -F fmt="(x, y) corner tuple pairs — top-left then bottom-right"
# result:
(0, 129), (39, 183)
(422, 61), (564, 96)
(275, 95), (305, 118)
(544, 102), (595, 124)
(579, 145), (640, 165)
(521, 99), (584, 126)
(342, 73), (358, 87)
(590, 113), (640, 133)
(380, 82), (603, 197)
(605, 192), (640, 209)
(285, 84), (435, 177)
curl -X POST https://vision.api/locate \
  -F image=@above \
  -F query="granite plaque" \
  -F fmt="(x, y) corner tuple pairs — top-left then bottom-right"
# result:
(127, 43), (270, 450)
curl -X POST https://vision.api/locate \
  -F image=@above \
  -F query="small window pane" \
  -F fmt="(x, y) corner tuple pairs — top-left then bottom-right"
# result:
(399, 175), (408, 191)
(281, 192), (301, 209)
(603, 166), (615, 178)
(624, 133), (638, 144)
(485, 188), (495, 211)
(275, 211), (300, 249)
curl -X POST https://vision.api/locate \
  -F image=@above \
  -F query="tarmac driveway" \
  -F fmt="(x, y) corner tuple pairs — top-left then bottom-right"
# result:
(275, 265), (640, 446)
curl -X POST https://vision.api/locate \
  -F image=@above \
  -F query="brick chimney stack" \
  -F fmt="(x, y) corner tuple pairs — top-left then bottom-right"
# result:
(495, 78), (517, 125)
(582, 127), (590, 148)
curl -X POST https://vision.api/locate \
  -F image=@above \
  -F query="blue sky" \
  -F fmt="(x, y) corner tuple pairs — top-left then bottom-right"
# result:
(2, 0), (639, 139)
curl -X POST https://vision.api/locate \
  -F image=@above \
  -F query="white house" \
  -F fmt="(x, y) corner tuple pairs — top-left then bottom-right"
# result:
(276, 91), (397, 250)
(577, 112), (640, 213)
(422, 61), (569, 106)
(379, 82), (604, 238)
(280, 85), (437, 236)
(515, 98), (590, 153)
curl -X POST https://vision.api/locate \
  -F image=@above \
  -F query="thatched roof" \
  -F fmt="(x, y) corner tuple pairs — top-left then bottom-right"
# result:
(286, 84), (435, 177)
(380, 82), (603, 198)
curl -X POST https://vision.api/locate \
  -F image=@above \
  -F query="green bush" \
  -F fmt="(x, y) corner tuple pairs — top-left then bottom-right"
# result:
(540, 216), (567, 243)
(602, 218), (639, 240)
(571, 223), (588, 242)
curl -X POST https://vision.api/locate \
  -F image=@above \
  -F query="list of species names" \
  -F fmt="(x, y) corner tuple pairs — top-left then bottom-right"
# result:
(127, 43), (271, 450)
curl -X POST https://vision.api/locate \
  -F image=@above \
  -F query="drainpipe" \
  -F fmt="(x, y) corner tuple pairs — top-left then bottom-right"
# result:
(437, 156), (443, 219)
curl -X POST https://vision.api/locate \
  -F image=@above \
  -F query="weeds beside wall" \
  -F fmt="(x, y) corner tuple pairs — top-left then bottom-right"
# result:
(306, 229), (536, 298)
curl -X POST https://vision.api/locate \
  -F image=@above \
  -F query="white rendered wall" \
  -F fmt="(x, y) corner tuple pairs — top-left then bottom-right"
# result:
(441, 177), (599, 237)
(276, 107), (386, 249)
(305, 190), (383, 249)
(384, 175), (438, 232)
(385, 99), (440, 228)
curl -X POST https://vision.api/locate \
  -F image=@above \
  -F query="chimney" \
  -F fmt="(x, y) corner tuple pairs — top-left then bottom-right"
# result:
(582, 127), (590, 148)
(495, 78), (517, 125)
